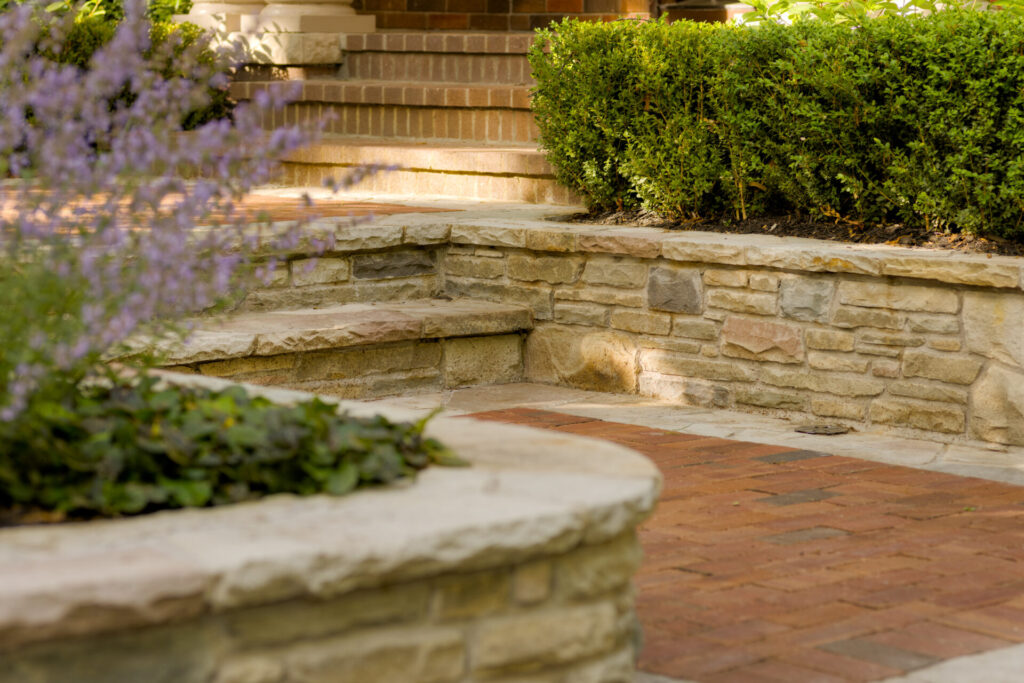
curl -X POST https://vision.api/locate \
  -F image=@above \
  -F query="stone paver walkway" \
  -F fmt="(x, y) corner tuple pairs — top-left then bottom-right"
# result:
(469, 407), (1024, 683)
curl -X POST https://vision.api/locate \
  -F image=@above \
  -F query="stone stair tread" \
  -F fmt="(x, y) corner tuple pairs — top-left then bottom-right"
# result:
(164, 299), (534, 364)
(286, 137), (552, 176)
(342, 31), (535, 54)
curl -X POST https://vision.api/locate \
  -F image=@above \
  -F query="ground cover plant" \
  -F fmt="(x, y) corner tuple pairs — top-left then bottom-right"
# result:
(530, 10), (1024, 244)
(0, 0), (454, 524)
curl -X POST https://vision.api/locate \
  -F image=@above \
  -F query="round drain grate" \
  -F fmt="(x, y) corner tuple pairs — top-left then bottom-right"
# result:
(794, 424), (851, 436)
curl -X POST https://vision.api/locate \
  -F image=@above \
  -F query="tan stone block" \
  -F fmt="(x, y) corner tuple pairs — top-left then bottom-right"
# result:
(869, 398), (965, 434)
(214, 657), (284, 683)
(806, 329), (855, 352)
(890, 380), (968, 404)
(254, 312), (423, 357)
(661, 237), (746, 265)
(403, 222), (450, 245)
(434, 569), (510, 620)
(525, 228), (576, 253)
(908, 314), (960, 335)
(871, 360), (901, 378)
(808, 352), (870, 373)
(287, 627), (464, 683)
(734, 386), (806, 410)
(556, 534), (641, 599)
(748, 273), (780, 292)
(581, 256), (648, 288)
(290, 368), (442, 400)
(707, 289), (776, 316)
(554, 301), (608, 327)
(473, 247), (505, 258)
(291, 257), (350, 287)
(474, 603), (619, 671)
(227, 583), (431, 645)
(928, 338), (962, 352)
(672, 317), (720, 341)
(447, 279), (553, 320)
(507, 253), (584, 285)
(837, 280), (959, 313)
(701, 345), (719, 358)
(703, 269), (748, 288)
(644, 338), (702, 355)
(297, 342), (441, 381)
(855, 342), (901, 358)
(640, 351), (755, 382)
(903, 351), (983, 385)
(721, 316), (803, 364)
(744, 244), (882, 276)
(265, 263), (290, 288)
(555, 286), (644, 309)
(420, 302), (532, 338)
(639, 372), (731, 407)
(858, 331), (925, 347)
(525, 325), (637, 393)
(880, 256), (1019, 288)
(963, 291), (1024, 368)
(451, 223), (526, 248)
(332, 224), (404, 251)
(578, 232), (661, 258)
(610, 309), (671, 336)
(199, 354), (297, 379)
(831, 306), (905, 330)
(971, 365), (1024, 445)
(444, 254), (505, 279)
(444, 335), (522, 388)
(513, 560), (552, 605)
(811, 397), (866, 420)
(760, 367), (884, 397)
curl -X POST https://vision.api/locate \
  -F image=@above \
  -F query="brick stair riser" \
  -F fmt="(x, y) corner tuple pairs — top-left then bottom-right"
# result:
(268, 103), (539, 144)
(342, 52), (533, 85)
(278, 164), (576, 204)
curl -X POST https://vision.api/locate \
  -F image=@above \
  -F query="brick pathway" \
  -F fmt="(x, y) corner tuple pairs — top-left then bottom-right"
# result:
(469, 408), (1024, 682)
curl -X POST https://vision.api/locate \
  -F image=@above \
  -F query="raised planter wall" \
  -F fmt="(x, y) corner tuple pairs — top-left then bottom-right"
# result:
(0, 378), (659, 683)
(439, 220), (1024, 449)
(195, 213), (1024, 449)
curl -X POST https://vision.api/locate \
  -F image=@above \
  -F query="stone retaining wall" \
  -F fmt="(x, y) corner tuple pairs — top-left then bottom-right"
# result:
(0, 379), (660, 683)
(437, 220), (1024, 448)
(216, 213), (1024, 448)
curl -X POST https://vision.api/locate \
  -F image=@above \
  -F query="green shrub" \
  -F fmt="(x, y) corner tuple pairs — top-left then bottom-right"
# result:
(530, 13), (1024, 238)
(0, 375), (461, 519)
(33, 15), (232, 130)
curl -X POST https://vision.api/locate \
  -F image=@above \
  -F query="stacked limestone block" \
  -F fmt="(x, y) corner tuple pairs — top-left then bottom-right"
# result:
(438, 221), (1024, 448)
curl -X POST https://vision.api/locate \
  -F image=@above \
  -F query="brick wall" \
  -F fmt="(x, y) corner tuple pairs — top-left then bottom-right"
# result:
(352, 0), (651, 30)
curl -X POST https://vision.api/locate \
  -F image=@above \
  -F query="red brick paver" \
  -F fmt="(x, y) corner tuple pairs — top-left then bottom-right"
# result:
(469, 408), (1024, 682)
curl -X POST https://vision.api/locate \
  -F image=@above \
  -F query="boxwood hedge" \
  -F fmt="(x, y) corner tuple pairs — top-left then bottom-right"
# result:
(529, 13), (1024, 239)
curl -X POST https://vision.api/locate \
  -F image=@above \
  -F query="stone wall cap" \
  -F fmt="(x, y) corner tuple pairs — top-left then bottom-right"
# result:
(440, 215), (1022, 290)
(0, 375), (659, 650)
(139, 299), (534, 365)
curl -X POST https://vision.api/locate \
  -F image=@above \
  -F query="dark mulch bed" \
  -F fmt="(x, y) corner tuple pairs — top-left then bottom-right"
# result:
(568, 210), (1024, 258)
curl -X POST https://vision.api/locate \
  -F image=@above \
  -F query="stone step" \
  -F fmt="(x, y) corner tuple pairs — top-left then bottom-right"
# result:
(279, 137), (575, 203)
(340, 31), (534, 84)
(161, 299), (534, 399)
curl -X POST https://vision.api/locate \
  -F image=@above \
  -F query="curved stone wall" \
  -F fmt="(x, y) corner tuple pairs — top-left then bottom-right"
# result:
(0, 378), (660, 683)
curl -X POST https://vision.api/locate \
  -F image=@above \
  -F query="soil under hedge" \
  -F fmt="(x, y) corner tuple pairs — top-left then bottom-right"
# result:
(570, 210), (1024, 258)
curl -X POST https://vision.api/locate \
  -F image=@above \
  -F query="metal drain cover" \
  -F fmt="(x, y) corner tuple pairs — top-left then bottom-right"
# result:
(795, 424), (851, 436)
